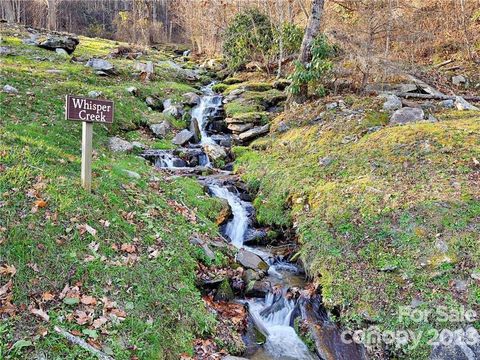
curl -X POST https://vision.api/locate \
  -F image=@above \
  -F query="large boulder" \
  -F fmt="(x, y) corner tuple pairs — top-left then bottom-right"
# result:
(382, 94), (403, 112)
(389, 107), (425, 125)
(38, 35), (79, 54)
(85, 58), (115, 75)
(236, 249), (269, 272)
(172, 129), (194, 145)
(216, 199), (232, 225)
(108, 137), (134, 152)
(149, 121), (171, 138)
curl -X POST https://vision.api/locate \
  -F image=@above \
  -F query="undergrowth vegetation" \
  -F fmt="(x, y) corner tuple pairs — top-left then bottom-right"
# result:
(0, 28), (225, 359)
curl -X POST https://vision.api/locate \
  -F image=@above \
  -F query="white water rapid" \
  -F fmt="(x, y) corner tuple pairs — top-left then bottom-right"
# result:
(248, 293), (314, 360)
(208, 184), (250, 248)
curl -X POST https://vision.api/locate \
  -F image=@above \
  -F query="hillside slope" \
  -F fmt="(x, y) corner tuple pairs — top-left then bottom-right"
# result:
(0, 26), (228, 359)
(235, 98), (480, 358)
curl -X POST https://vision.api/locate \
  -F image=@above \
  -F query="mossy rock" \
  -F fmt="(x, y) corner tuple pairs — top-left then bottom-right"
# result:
(223, 77), (244, 85)
(212, 83), (229, 93)
(227, 111), (270, 125)
(214, 279), (234, 301)
(224, 100), (264, 117)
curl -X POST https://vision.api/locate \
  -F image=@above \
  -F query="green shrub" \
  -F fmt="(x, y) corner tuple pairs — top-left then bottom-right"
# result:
(222, 8), (274, 70)
(288, 35), (335, 97)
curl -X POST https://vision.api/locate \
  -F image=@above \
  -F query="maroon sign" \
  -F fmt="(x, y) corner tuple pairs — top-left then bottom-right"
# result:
(65, 95), (114, 123)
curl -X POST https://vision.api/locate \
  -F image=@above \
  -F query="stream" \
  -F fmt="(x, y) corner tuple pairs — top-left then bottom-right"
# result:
(142, 84), (366, 360)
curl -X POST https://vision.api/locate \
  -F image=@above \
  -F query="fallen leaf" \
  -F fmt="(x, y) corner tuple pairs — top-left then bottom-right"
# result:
(81, 295), (97, 306)
(30, 307), (50, 322)
(120, 243), (136, 253)
(110, 308), (127, 319)
(0, 264), (16, 277)
(85, 224), (97, 236)
(27, 263), (39, 272)
(42, 292), (55, 302)
(92, 316), (108, 329)
(34, 199), (48, 208)
(88, 241), (99, 252)
(37, 326), (48, 337)
(74, 310), (92, 325)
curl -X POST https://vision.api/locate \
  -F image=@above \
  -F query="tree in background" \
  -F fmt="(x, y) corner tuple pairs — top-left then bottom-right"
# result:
(222, 8), (274, 71)
(289, 0), (325, 103)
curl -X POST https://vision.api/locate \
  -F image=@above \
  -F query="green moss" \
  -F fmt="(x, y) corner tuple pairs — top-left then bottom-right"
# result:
(212, 83), (229, 93)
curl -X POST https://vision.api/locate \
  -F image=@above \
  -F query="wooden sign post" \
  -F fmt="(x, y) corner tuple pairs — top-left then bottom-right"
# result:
(65, 95), (114, 192)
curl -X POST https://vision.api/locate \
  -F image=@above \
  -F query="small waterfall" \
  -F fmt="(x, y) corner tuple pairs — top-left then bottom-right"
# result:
(248, 293), (314, 360)
(209, 184), (250, 248)
(191, 84), (224, 166)
(154, 152), (175, 168)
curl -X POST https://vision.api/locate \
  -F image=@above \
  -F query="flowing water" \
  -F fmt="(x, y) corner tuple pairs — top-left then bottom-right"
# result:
(143, 83), (363, 360)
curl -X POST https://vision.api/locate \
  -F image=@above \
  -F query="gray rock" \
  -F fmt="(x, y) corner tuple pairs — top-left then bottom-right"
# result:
(189, 118), (201, 143)
(471, 271), (480, 280)
(245, 279), (271, 298)
(182, 92), (200, 106)
(0, 46), (12, 55)
(454, 279), (468, 292)
(382, 94), (403, 112)
(452, 75), (467, 86)
(163, 104), (184, 119)
(108, 137), (134, 152)
(276, 121), (290, 133)
(87, 90), (102, 98)
(319, 156), (334, 166)
(455, 96), (479, 111)
(145, 96), (163, 111)
(238, 124), (270, 143)
(190, 237), (215, 260)
(227, 123), (253, 133)
(55, 48), (69, 56)
(326, 102), (338, 110)
(398, 83), (419, 93)
(236, 249), (269, 272)
(439, 99), (455, 109)
(428, 114), (439, 123)
(203, 143), (227, 161)
(38, 35), (79, 54)
(390, 107), (425, 125)
(85, 58), (115, 74)
(123, 170), (141, 179)
(126, 86), (138, 96)
(149, 121), (171, 138)
(430, 327), (480, 360)
(3, 85), (18, 94)
(131, 142), (145, 150)
(172, 129), (194, 145)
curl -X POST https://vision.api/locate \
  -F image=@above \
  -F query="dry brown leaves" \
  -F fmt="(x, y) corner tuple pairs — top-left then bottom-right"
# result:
(167, 199), (197, 224)
(202, 296), (247, 327)
(0, 263), (17, 317)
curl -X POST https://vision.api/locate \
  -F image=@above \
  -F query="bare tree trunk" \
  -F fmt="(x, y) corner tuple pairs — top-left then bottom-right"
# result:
(2, 0), (15, 23)
(291, 0), (325, 104)
(46, 0), (57, 31)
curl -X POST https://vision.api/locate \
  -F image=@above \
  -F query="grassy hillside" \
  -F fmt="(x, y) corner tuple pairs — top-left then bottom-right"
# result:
(0, 27), (226, 359)
(235, 99), (480, 358)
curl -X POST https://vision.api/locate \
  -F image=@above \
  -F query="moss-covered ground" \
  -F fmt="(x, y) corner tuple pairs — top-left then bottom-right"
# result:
(235, 98), (480, 358)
